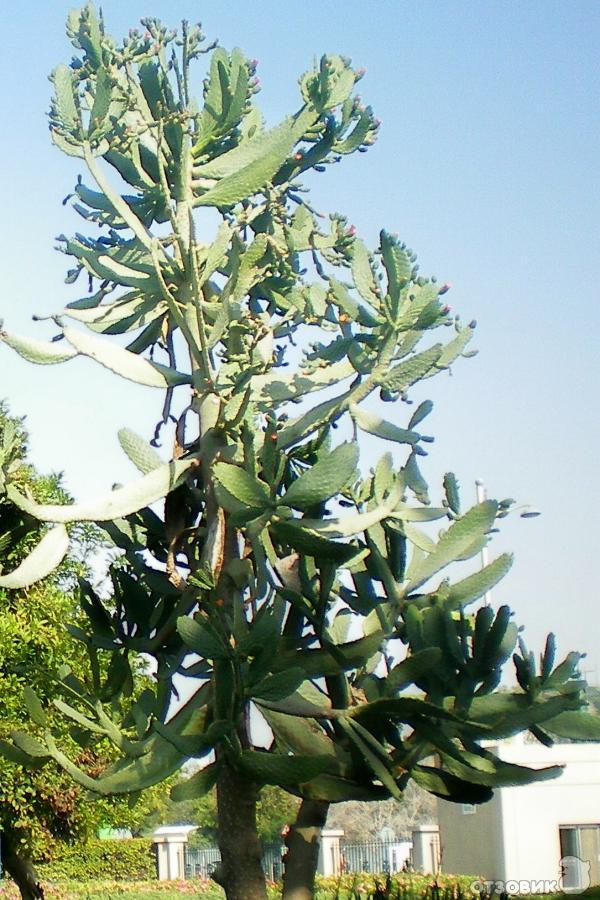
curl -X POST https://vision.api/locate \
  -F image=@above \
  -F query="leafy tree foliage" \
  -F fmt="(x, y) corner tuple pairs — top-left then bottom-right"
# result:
(0, 405), (169, 899)
(0, 404), (93, 898)
(182, 784), (300, 846)
(0, 6), (598, 900)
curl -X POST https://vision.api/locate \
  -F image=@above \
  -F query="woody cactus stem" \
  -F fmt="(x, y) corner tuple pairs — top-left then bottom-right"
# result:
(282, 800), (330, 900)
(0, 5), (598, 900)
(215, 762), (266, 900)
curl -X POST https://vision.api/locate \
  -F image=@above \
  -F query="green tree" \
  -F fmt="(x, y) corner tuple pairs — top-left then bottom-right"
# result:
(1, 6), (599, 900)
(0, 405), (85, 898)
(130, 772), (300, 846)
(0, 405), (100, 898)
(0, 405), (169, 899)
(183, 784), (300, 846)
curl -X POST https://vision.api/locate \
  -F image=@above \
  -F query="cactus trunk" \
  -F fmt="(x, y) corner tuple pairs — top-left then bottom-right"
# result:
(282, 799), (330, 900)
(215, 761), (267, 900)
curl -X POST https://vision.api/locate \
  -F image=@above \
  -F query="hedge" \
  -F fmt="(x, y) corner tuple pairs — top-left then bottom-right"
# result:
(37, 838), (156, 882)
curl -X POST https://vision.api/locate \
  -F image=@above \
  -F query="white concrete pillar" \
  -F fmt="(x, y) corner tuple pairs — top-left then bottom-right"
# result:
(317, 829), (345, 876)
(412, 824), (441, 874)
(152, 826), (197, 881)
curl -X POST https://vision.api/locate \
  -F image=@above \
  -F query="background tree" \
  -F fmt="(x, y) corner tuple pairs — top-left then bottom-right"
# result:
(325, 783), (435, 842)
(0, 403), (93, 899)
(1, 6), (599, 900)
(0, 403), (171, 900)
(190, 785), (300, 846)
(147, 779), (301, 846)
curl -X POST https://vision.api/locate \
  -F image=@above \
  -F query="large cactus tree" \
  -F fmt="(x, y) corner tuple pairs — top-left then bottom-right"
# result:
(1, 6), (598, 900)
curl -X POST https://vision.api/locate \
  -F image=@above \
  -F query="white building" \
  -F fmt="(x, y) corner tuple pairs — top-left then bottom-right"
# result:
(437, 737), (600, 892)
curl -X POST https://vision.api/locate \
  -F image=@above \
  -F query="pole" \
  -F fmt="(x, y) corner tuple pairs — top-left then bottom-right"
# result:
(475, 479), (492, 607)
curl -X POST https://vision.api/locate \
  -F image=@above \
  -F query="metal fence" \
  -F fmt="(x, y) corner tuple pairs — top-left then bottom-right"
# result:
(184, 846), (221, 879)
(339, 839), (412, 875)
(184, 839), (411, 880)
(184, 843), (285, 881)
(262, 844), (286, 881)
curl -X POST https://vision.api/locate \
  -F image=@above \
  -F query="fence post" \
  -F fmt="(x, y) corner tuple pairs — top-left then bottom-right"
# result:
(411, 825), (441, 874)
(317, 829), (345, 877)
(152, 826), (197, 881)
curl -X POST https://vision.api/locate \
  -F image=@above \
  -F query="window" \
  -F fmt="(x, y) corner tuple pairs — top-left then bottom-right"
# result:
(559, 825), (600, 890)
(461, 804), (476, 815)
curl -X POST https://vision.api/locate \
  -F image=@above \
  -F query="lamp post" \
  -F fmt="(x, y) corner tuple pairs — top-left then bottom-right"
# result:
(476, 480), (541, 608)
(475, 479), (492, 607)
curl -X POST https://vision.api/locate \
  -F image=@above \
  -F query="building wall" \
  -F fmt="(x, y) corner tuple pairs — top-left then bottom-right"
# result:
(437, 740), (600, 885)
(499, 742), (600, 884)
(437, 791), (504, 879)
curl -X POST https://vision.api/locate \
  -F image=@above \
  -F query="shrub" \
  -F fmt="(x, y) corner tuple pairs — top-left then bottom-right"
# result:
(37, 838), (156, 882)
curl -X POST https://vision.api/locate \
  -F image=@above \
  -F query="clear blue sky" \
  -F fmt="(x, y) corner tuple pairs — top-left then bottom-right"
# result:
(1, 1), (598, 680)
